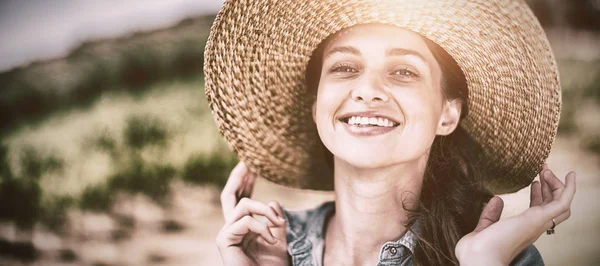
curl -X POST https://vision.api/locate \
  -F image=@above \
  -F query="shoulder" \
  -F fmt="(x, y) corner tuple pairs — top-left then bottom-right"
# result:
(510, 244), (544, 266)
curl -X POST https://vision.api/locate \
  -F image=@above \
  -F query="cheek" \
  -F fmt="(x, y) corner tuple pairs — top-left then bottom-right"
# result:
(315, 83), (346, 122)
(313, 82), (348, 153)
(396, 89), (443, 127)
(392, 91), (443, 148)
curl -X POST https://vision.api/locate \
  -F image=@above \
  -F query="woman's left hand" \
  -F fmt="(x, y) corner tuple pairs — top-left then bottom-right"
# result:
(455, 164), (576, 266)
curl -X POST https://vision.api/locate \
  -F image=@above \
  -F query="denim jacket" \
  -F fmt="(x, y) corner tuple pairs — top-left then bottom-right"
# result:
(282, 201), (544, 266)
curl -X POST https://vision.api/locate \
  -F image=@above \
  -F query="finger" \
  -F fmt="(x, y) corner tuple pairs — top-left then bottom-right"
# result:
(540, 169), (553, 203)
(241, 172), (256, 199)
(544, 169), (566, 195)
(530, 181), (542, 207)
(221, 191), (238, 219)
(223, 162), (249, 196)
(268, 201), (285, 222)
(221, 162), (250, 217)
(223, 216), (276, 246)
(559, 172), (576, 206)
(474, 196), (504, 233)
(545, 172), (576, 217)
(226, 198), (285, 227)
(267, 201), (288, 240)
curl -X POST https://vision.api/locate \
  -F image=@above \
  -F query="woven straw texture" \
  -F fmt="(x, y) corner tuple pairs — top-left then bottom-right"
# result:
(204, 0), (561, 194)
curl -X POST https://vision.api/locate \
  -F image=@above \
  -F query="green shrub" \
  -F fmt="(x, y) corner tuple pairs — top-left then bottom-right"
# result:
(94, 131), (117, 153)
(182, 154), (237, 187)
(107, 159), (176, 203)
(582, 72), (600, 105)
(118, 48), (165, 89)
(79, 184), (113, 212)
(124, 115), (169, 150)
(71, 63), (114, 106)
(59, 248), (78, 262)
(0, 143), (13, 180)
(170, 39), (205, 78)
(19, 146), (64, 180)
(583, 135), (600, 156)
(39, 196), (75, 232)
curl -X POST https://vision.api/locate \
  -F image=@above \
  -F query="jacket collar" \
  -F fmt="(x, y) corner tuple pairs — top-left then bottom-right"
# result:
(284, 201), (419, 256)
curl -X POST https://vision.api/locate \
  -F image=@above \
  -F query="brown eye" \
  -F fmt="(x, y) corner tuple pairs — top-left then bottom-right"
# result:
(330, 64), (358, 74)
(393, 68), (418, 78)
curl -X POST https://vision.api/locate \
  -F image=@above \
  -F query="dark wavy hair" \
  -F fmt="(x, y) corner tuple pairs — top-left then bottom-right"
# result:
(305, 27), (493, 266)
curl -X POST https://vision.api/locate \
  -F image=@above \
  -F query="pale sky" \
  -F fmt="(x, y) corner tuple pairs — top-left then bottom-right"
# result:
(0, 0), (224, 72)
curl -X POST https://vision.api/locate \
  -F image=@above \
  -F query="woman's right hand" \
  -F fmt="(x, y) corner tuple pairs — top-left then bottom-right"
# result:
(216, 162), (290, 266)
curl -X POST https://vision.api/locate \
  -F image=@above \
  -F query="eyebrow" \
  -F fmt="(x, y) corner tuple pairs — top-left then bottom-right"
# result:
(324, 46), (361, 60)
(385, 47), (427, 64)
(324, 46), (428, 65)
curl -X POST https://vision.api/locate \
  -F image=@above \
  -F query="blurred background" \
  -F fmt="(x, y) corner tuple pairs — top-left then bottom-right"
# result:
(0, 0), (598, 265)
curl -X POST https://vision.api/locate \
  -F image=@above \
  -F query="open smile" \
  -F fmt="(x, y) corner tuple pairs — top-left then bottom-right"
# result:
(337, 112), (402, 136)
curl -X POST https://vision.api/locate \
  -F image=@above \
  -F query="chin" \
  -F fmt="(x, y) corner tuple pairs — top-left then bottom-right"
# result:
(344, 157), (392, 169)
(318, 124), (431, 169)
(327, 138), (430, 170)
(332, 147), (400, 169)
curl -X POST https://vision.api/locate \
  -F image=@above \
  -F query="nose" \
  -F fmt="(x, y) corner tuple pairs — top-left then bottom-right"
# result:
(351, 72), (389, 103)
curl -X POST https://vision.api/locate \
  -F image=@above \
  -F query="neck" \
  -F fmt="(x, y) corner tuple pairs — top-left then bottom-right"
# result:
(324, 155), (427, 266)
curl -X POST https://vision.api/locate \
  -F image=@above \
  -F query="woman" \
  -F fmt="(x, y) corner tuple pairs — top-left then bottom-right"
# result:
(204, 1), (576, 265)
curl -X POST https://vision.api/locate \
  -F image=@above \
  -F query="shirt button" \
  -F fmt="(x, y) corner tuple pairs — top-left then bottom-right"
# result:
(389, 247), (397, 255)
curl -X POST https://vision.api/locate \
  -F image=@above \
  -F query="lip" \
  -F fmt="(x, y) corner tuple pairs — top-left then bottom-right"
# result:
(336, 110), (402, 137)
(337, 111), (401, 125)
(340, 121), (398, 136)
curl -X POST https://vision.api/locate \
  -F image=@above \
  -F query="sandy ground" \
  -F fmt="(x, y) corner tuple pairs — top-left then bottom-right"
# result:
(0, 136), (598, 266)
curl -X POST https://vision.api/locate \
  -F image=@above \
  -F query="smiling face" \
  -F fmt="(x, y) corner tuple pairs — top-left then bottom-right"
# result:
(312, 24), (462, 169)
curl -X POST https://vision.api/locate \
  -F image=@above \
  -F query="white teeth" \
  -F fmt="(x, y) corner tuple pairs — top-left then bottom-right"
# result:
(345, 116), (397, 127)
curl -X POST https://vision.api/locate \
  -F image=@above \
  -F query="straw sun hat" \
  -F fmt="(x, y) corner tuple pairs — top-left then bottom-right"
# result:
(204, 0), (561, 194)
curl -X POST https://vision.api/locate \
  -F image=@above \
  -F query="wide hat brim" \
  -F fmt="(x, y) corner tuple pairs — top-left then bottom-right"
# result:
(204, 0), (561, 194)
